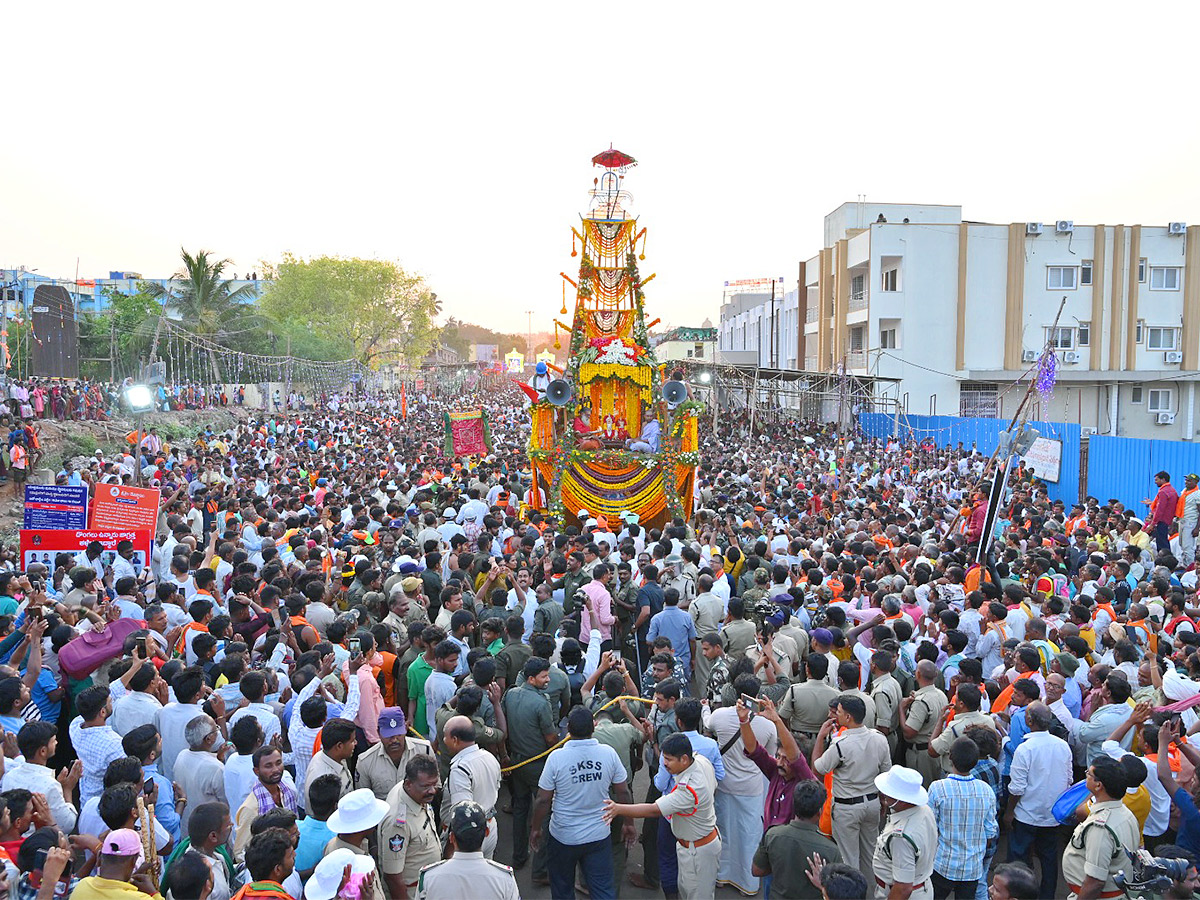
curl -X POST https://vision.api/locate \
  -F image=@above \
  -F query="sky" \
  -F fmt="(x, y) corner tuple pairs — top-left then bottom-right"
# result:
(5, 2), (1200, 335)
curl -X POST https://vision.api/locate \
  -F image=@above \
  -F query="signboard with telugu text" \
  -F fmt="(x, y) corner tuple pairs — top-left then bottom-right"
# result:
(18, 528), (153, 573)
(89, 484), (161, 532)
(1023, 437), (1062, 483)
(723, 277), (785, 292)
(23, 485), (88, 530)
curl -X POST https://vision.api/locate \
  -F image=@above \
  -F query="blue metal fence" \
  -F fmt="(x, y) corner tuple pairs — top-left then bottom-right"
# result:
(859, 412), (1200, 509)
(858, 412), (1080, 503)
(1085, 436), (1200, 508)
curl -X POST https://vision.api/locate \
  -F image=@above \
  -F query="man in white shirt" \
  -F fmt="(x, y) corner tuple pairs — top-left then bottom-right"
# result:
(110, 663), (165, 737)
(1004, 703), (1072, 900)
(227, 672), (282, 748)
(175, 714), (229, 833)
(2, 720), (79, 831)
(155, 668), (212, 781)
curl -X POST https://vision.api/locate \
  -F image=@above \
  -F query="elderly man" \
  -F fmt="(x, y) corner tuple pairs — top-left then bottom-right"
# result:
(356, 706), (434, 801)
(174, 714), (228, 832)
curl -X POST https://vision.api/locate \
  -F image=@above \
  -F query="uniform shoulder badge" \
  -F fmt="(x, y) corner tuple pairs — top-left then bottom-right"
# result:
(487, 860), (514, 873)
(389, 834), (405, 853)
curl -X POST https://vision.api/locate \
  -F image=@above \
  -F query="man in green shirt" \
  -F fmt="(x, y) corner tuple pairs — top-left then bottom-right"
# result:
(752, 779), (845, 899)
(406, 625), (441, 738)
(494, 616), (531, 691)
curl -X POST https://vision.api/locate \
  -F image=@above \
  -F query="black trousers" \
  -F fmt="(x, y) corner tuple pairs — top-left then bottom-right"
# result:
(931, 870), (977, 899)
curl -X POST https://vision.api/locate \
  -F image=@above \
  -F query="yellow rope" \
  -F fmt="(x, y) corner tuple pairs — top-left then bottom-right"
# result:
(499, 694), (652, 774)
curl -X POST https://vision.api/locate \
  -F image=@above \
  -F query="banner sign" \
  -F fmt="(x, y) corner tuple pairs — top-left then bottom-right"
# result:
(90, 484), (161, 532)
(19, 528), (153, 573)
(443, 408), (492, 457)
(1023, 437), (1062, 483)
(23, 485), (89, 530)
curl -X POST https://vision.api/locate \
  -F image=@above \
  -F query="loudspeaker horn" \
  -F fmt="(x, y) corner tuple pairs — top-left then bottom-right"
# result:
(546, 380), (573, 406)
(662, 381), (687, 405)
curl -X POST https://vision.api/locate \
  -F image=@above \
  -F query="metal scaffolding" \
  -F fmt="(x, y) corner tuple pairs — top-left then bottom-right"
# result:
(669, 358), (900, 432)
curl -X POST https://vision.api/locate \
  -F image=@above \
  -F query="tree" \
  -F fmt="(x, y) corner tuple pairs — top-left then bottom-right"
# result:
(260, 255), (439, 368)
(144, 248), (263, 380)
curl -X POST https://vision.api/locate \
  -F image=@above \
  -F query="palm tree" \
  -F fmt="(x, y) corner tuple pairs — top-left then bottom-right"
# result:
(145, 248), (263, 381)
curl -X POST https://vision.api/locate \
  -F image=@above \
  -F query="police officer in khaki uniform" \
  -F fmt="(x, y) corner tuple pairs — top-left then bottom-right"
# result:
(381, 755), (443, 899)
(416, 801), (518, 900)
(777, 654), (839, 741)
(442, 715), (502, 859)
(869, 650), (903, 758)
(813, 693), (892, 884)
(323, 788), (391, 900)
(356, 707), (433, 800)
(872, 767), (937, 900)
(1061, 756), (1140, 899)
(901, 661), (948, 787)
(602, 732), (721, 900)
(927, 683), (996, 774)
(837, 660), (877, 730)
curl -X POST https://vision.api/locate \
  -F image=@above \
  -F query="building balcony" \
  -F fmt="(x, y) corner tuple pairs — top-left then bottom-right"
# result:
(849, 289), (868, 311)
(805, 304), (818, 323)
(847, 350), (866, 370)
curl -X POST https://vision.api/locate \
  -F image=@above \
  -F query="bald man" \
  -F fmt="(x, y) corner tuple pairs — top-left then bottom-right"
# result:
(442, 714), (502, 859)
(900, 661), (948, 787)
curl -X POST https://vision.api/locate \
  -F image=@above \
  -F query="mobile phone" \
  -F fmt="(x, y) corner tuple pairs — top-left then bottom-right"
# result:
(144, 782), (154, 796)
(740, 693), (763, 707)
(348, 637), (361, 657)
(28, 607), (42, 621)
(138, 637), (149, 658)
(34, 848), (47, 870)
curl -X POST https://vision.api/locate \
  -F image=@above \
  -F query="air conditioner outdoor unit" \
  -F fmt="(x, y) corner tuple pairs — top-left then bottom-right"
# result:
(1157, 412), (1175, 425)
(1169, 222), (1188, 235)
(1021, 349), (1038, 362)
(1056, 220), (1074, 234)
(1165, 351), (1184, 364)
(1081, 426), (1097, 436)
(1026, 222), (1043, 236)
(1062, 351), (1080, 363)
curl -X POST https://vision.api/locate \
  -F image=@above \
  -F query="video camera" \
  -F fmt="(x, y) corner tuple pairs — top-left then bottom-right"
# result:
(1116, 849), (1193, 896)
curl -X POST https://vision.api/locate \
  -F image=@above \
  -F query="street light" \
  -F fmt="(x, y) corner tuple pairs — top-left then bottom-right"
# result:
(124, 384), (154, 486)
(699, 371), (712, 384)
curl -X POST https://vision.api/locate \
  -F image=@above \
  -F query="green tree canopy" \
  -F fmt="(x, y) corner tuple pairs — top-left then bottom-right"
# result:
(260, 255), (438, 368)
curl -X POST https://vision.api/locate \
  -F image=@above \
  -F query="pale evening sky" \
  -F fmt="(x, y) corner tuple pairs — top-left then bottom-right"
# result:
(3, 2), (1199, 335)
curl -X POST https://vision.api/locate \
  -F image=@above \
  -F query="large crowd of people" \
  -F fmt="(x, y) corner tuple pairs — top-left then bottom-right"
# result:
(0, 381), (1198, 900)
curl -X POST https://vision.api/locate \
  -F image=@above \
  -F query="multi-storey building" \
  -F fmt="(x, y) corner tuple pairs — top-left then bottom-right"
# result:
(794, 202), (1200, 439)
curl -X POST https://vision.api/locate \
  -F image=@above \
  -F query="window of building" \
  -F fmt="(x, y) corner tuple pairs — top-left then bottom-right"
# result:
(693, 343), (705, 358)
(1148, 388), (1173, 412)
(849, 326), (864, 351)
(881, 268), (899, 292)
(851, 274), (865, 302)
(1150, 267), (1182, 291)
(880, 327), (897, 349)
(1077, 322), (1090, 347)
(1147, 327), (1180, 351)
(1136, 319), (1145, 343)
(1047, 267), (1077, 290)
(686, 349), (694, 358)
(960, 383), (1000, 418)
(1131, 386), (1143, 404)
(1138, 258), (1147, 282)
(1081, 260), (1093, 286)
(1045, 326), (1075, 350)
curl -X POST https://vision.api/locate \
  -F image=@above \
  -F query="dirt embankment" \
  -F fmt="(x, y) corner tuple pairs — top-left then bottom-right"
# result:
(0, 406), (253, 543)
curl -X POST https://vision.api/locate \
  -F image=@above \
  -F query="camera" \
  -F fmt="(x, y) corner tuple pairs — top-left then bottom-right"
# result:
(1116, 849), (1192, 896)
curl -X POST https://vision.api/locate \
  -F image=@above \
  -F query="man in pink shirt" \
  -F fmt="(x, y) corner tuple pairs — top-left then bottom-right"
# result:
(578, 563), (618, 652)
(343, 630), (385, 745)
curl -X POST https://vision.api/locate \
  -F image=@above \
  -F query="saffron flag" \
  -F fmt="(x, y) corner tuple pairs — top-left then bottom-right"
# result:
(401, 382), (408, 420)
(444, 408), (491, 457)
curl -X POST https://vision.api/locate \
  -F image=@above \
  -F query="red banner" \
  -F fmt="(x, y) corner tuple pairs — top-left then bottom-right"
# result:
(446, 408), (488, 457)
(20, 528), (154, 574)
(90, 484), (161, 532)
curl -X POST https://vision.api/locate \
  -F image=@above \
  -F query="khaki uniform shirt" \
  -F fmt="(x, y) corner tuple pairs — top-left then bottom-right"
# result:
(720, 619), (757, 661)
(415, 852), (519, 900)
(446, 744), (501, 819)
(1061, 799), (1141, 894)
(380, 783), (442, 887)
(305, 750), (352, 809)
(812, 725), (892, 799)
(872, 804), (937, 896)
(871, 673), (903, 736)
(778, 680), (839, 737)
(929, 710), (997, 773)
(903, 685), (948, 747)
(356, 737), (434, 801)
(654, 754), (717, 841)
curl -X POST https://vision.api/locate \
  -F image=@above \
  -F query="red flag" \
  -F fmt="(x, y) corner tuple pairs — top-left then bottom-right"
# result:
(401, 382), (408, 420)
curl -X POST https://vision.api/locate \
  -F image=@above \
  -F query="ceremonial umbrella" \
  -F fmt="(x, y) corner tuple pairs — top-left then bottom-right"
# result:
(591, 146), (637, 169)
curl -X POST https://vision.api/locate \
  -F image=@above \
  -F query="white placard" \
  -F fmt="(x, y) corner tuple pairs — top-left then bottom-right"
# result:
(1023, 437), (1062, 482)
